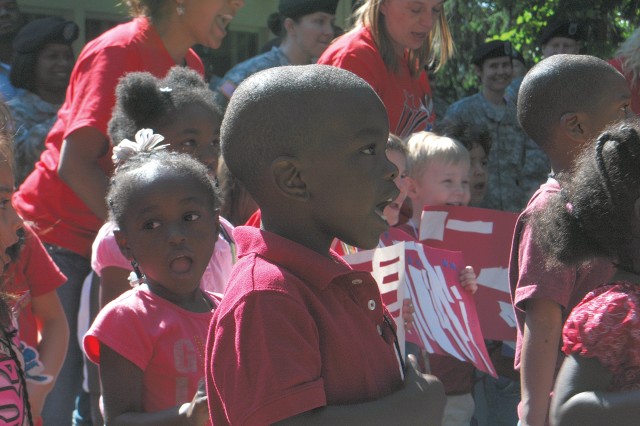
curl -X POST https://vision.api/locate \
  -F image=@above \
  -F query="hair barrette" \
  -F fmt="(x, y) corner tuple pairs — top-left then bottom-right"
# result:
(112, 128), (169, 167)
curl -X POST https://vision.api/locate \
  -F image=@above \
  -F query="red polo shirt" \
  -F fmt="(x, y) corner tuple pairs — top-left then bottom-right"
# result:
(206, 226), (403, 425)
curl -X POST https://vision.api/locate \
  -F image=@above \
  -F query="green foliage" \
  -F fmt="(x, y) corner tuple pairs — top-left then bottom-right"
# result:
(433, 0), (640, 109)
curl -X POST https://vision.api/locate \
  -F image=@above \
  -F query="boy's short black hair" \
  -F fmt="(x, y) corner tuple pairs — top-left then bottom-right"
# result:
(434, 119), (492, 155)
(221, 64), (377, 196)
(517, 54), (619, 148)
(109, 66), (222, 146)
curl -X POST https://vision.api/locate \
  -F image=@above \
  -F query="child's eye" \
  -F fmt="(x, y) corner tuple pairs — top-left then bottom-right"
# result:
(181, 140), (197, 150)
(360, 144), (377, 155)
(142, 220), (160, 230)
(184, 213), (201, 222)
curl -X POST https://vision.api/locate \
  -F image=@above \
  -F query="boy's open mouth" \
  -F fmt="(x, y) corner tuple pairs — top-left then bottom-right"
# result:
(375, 198), (394, 222)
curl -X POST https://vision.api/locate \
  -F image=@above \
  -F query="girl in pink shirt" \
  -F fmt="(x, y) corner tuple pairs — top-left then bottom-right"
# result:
(85, 138), (221, 425)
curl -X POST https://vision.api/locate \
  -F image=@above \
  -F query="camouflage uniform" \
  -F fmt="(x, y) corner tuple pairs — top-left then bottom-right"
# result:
(212, 46), (290, 111)
(7, 89), (60, 185)
(445, 93), (549, 213)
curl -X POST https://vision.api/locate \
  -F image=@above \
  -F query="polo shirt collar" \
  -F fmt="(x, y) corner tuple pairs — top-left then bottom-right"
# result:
(233, 226), (365, 290)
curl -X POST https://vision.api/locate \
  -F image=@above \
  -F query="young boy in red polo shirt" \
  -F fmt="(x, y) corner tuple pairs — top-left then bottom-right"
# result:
(205, 64), (445, 425)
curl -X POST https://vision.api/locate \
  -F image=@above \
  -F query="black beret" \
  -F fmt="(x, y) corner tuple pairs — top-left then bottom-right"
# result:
(540, 19), (585, 45)
(471, 40), (512, 66)
(278, 0), (339, 19)
(511, 48), (525, 64)
(13, 16), (79, 54)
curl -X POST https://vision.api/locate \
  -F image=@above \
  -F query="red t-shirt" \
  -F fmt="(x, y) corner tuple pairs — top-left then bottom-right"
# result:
(5, 225), (66, 348)
(85, 286), (218, 417)
(13, 16), (204, 258)
(509, 179), (614, 372)
(318, 26), (435, 139)
(206, 226), (403, 425)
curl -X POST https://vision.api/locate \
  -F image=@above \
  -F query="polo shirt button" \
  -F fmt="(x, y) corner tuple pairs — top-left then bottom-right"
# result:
(368, 300), (376, 310)
(352, 279), (363, 285)
(377, 324), (382, 335)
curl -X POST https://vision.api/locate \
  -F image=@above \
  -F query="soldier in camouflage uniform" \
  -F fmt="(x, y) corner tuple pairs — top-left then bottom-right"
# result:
(213, 0), (338, 111)
(445, 40), (549, 213)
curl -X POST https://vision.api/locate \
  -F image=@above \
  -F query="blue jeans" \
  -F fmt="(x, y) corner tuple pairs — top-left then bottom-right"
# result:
(472, 371), (520, 426)
(41, 244), (91, 426)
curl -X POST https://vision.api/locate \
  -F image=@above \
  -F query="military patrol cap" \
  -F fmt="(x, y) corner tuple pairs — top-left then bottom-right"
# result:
(13, 16), (79, 54)
(278, 0), (340, 19)
(471, 40), (512, 66)
(540, 19), (585, 45)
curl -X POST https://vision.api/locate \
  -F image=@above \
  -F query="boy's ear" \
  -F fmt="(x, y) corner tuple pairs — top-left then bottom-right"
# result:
(113, 228), (133, 260)
(560, 112), (588, 141)
(271, 156), (310, 201)
(283, 17), (296, 36)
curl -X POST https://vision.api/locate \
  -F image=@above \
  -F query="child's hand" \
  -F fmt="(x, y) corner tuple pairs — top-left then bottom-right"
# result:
(459, 266), (478, 294)
(180, 379), (209, 426)
(402, 298), (415, 332)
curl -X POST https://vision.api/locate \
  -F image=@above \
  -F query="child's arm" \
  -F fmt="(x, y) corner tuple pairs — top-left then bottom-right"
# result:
(551, 354), (640, 426)
(275, 355), (445, 425)
(100, 343), (208, 426)
(27, 290), (69, 420)
(99, 266), (132, 308)
(519, 297), (562, 426)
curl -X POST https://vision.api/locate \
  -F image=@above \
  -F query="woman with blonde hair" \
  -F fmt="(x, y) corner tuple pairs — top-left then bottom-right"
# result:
(318, 0), (454, 138)
(610, 27), (640, 115)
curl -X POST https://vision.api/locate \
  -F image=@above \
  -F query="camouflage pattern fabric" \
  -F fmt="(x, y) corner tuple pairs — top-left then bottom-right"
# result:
(445, 93), (550, 213)
(7, 89), (60, 185)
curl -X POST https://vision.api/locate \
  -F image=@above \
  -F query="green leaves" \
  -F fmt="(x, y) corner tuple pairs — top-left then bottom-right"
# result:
(433, 0), (640, 110)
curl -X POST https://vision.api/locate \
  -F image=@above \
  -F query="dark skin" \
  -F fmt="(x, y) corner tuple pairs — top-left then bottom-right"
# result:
(550, 266), (640, 426)
(253, 87), (445, 424)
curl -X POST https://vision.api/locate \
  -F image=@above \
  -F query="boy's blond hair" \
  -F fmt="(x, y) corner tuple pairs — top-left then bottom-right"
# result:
(406, 131), (469, 181)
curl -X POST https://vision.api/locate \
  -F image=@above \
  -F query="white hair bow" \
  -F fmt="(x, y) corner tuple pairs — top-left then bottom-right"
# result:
(112, 128), (168, 166)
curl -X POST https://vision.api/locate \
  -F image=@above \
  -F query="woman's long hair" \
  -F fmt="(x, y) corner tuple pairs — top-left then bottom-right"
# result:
(352, 0), (454, 77)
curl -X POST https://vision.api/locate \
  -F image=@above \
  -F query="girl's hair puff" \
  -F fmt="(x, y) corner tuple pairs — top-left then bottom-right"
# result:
(352, 0), (454, 76)
(108, 66), (222, 146)
(532, 118), (640, 270)
(107, 150), (220, 229)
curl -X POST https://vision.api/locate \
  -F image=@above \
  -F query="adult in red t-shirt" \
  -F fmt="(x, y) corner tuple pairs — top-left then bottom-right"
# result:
(12, 1), (245, 424)
(318, 0), (454, 139)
